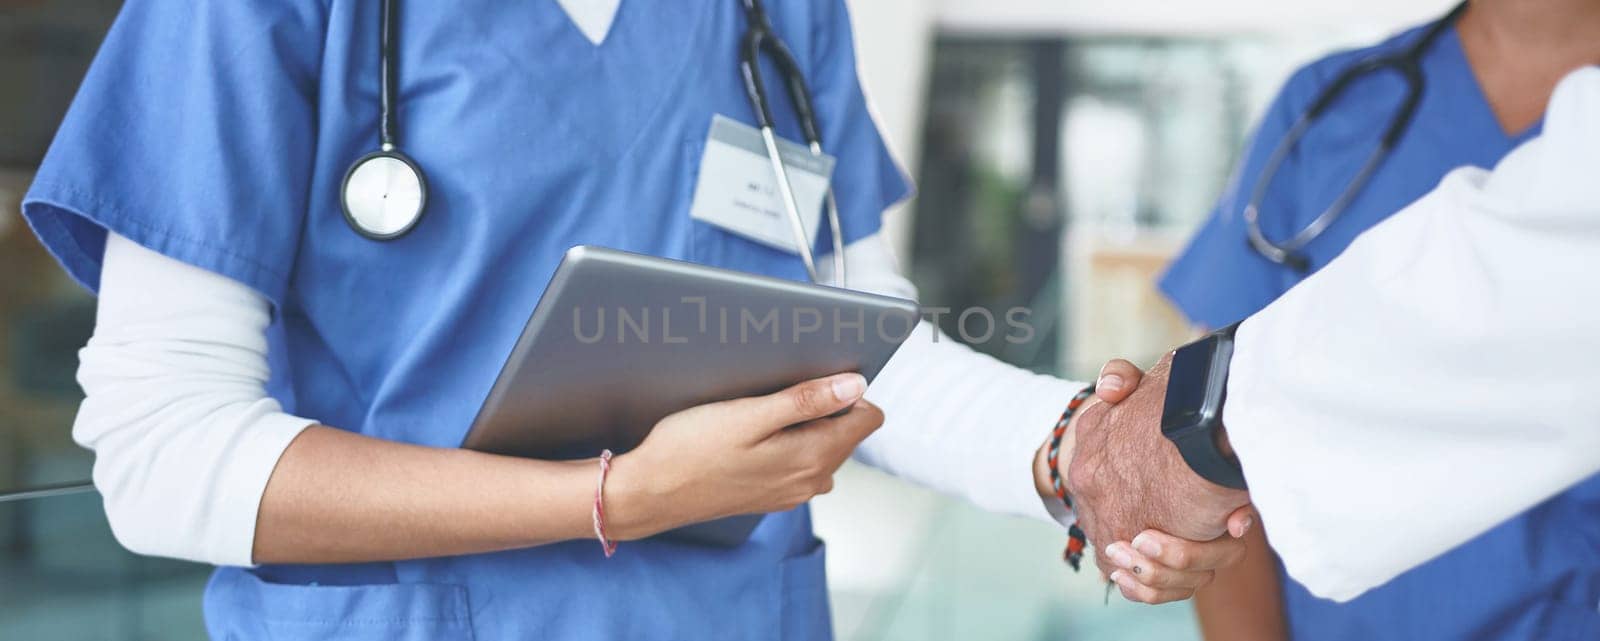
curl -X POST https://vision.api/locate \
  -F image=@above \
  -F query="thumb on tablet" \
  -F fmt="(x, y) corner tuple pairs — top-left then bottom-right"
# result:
(738, 373), (867, 436)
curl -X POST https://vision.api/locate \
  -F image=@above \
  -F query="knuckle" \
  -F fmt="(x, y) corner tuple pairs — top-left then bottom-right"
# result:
(813, 476), (835, 495)
(857, 402), (885, 426)
(1226, 541), (1249, 565)
(803, 448), (833, 473)
(792, 384), (826, 416)
(1165, 546), (1191, 569)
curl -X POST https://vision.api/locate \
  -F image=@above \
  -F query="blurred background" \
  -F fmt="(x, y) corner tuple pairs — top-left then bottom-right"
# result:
(0, 1), (1451, 639)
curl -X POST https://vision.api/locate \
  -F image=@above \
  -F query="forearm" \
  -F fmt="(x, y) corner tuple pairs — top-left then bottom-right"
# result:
(1193, 526), (1285, 641)
(253, 425), (605, 564)
(87, 232), (878, 567)
(861, 322), (1084, 522)
(831, 233), (1083, 522)
(85, 234), (617, 566)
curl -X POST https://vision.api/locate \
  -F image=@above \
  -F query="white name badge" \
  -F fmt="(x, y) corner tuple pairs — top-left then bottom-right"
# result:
(688, 114), (836, 255)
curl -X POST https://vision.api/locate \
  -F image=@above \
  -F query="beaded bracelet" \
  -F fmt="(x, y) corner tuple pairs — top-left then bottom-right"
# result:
(1046, 386), (1096, 571)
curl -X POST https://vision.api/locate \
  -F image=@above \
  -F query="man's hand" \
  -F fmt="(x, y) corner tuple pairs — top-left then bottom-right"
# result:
(1066, 353), (1252, 586)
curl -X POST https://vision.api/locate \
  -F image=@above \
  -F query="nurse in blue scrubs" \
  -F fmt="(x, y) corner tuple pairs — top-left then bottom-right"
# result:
(19, 0), (1250, 638)
(1160, 1), (1600, 639)
(21, 1), (909, 639)
(25, 0), (921, 636)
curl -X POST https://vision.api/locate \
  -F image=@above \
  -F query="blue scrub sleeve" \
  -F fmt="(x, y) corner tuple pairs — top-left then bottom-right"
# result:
(804, 0), (913, 244)
(1157, 64), (1327, 329)
(22, 0), (326, 307)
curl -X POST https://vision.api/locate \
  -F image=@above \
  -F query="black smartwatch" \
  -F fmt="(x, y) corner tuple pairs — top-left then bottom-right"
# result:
(1161, 322), (1247, 490)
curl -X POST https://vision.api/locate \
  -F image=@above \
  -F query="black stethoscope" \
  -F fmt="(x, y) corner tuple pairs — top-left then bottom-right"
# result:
(340, 0), (846, 286)
(340, 0), (426, 241)
(1243, 1), (1466, 273)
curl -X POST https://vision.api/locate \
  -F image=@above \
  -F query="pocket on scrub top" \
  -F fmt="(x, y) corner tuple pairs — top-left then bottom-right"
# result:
(779, 539), (833, 641)
(206, 569), (475, 641)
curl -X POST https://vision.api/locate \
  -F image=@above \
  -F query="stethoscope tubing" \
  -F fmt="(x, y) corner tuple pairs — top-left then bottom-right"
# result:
(0, 480), (96, 504)
(1243, 1), (1465, 272)
(346, 0), (847, 287)
(340, 0), (427, 241)
(378, 0), (400, 152)
(760, 126), (821, 281)
(740, 0), (847, 287)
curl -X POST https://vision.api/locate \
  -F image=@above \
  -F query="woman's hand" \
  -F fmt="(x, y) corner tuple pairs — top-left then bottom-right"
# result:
(1083, 359), (1256, 604)
(1101, 507), (1256, 603)
(604, 372), (882, 540)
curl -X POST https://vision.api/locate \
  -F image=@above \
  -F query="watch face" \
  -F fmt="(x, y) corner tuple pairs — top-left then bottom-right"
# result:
(1162, 338), (1221, 438)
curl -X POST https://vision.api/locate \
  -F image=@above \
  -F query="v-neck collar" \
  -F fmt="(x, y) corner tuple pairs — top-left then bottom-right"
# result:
(1441, 24), (1544, 144)
(499, 0), (715, 161)
(554, 0), (622, 46)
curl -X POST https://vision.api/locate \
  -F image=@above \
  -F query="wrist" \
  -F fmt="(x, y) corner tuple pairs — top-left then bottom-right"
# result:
(1035, 421), (1077, 500)
(1035, 437), (1060, 501)
(1162, 324), (1248, 490)
(1038, 387), (1094, 532)
(1040, 386), (1096, 570)
(596, 453), (660, 541)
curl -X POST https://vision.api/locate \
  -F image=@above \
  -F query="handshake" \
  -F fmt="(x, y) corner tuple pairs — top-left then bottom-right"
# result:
(1037, 352), (1254, 604)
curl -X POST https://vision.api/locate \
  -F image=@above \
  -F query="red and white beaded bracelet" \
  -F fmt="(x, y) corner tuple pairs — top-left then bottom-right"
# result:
(1046, 386), (1095, 571)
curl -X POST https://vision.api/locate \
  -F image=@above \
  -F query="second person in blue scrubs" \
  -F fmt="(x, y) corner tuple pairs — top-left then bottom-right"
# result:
(1160, 1), (1600, 639)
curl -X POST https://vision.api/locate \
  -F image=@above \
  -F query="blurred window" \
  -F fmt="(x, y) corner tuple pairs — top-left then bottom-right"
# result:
(3, 4), (214, 640)
(909, 35), (1313, 380)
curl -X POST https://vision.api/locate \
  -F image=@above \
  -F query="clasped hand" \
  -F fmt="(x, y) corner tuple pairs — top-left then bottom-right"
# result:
(1059, 354), (1254, 603)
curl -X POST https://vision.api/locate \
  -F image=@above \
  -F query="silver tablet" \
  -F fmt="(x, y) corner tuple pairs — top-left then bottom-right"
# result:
(460, 246), (920, 544)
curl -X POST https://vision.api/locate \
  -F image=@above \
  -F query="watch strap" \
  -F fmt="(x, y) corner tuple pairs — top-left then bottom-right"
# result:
(1169, 322), (1247, 490)
(1172, 427), (1247, 490)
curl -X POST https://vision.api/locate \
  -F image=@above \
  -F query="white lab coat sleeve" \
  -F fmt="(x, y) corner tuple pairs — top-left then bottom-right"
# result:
(76, 233), (314, 566)
(1222, 67), (1600, 603)
(824, 233), (1084, 524)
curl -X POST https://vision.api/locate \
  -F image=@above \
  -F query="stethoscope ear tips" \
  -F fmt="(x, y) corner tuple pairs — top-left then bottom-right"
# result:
(1284, 253), (1312, 274)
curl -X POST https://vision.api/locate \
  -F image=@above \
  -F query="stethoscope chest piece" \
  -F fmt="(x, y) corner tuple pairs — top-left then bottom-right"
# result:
(341, 148), (427, 240)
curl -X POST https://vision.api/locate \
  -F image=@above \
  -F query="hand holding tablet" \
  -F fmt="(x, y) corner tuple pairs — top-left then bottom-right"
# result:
(462, 246), (920, 545)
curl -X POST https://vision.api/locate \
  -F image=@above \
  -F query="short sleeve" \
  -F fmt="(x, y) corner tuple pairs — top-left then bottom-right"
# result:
(1156, 65), (1325, 329)
(804, 0), (913, 246)
(22, 0), (327, 306)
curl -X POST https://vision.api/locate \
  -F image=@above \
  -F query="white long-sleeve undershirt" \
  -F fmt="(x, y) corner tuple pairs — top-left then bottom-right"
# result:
(79, 235), (315, 566)
(79, 231), (1076, 566)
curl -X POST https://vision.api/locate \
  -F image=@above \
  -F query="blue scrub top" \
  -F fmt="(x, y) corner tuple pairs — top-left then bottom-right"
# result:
(22, 1), (909, 640)
(1160, 22), (1600, 641)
